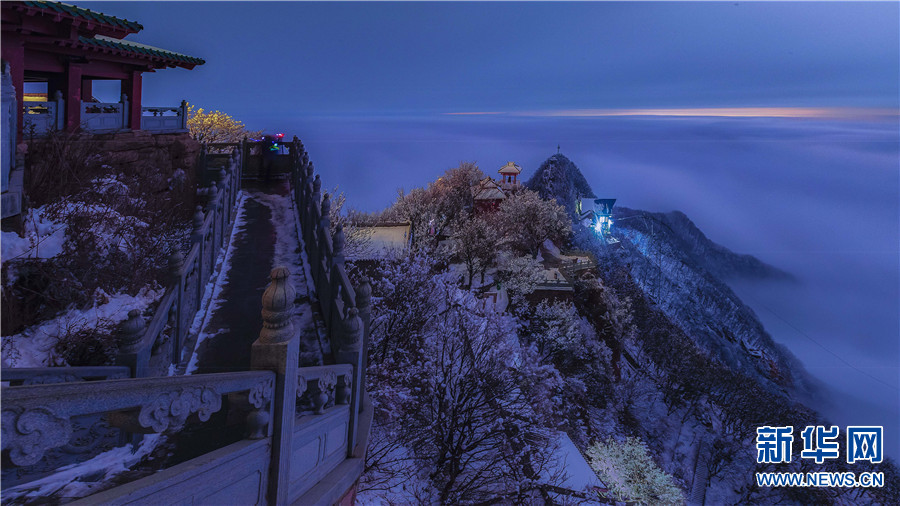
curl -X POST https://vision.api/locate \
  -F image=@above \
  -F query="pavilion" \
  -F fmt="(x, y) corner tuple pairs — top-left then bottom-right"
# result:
(1, 0), (204, 140)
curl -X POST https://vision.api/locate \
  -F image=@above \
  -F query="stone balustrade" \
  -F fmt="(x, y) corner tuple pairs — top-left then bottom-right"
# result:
(1, 136), (370, 505)
(290, 136), (373, 463)
(140, 101), (188, 132)
(116, 144), (242, 378)
(2, 370), (275, 467)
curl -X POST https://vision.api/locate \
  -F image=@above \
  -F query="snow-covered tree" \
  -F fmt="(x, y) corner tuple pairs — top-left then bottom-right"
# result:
(384, 162), (484, 248)
(498, 189), (571, 257)
(364, 253), (567, 503)
(586, 436), (684, 505)
(326, 187), (370, 259)
(451, 215), (500, 288)
(495, 251), (545, 298)
(186, 103), (262, 144)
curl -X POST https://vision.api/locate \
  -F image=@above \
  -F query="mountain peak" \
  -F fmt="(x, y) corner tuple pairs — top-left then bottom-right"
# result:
(525, 153), (597, 216)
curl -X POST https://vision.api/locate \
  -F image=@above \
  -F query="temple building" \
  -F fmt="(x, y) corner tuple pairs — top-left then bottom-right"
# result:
(473, 177), (506, 213)
(1, 0), (204, 140)
(497, 161), (521, 190)
(473, 161), (523, 214)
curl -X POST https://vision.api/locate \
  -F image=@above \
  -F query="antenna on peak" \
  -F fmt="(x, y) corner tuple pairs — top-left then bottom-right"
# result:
(557, 144), (561, 154)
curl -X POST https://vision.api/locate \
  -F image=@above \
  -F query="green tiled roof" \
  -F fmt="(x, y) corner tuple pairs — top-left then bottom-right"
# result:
(79, 35), (205, 66)
(22, 1), (143, 32)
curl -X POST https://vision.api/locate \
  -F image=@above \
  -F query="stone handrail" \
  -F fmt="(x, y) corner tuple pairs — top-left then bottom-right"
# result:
(296, 364), (354, 415)
(116, 145), (242, 378)
(1, 136), (369, 505)
(1, 370), (275, 467)
(21, 92), (64, 134)
(288, 137), (372, 457)
(141, 100), (187, 132)
(81, 100), (127, 132)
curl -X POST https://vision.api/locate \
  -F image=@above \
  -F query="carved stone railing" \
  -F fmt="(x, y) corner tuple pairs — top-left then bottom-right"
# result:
(288, 137), (372, 457)
(81, 98), (127, 132)
(140, 100), (188, 132)
(1, 371), (275, 468)
(21, 91), (64, 135)
(296, 364), (353, 415)
(116, 145), (242, 378)
(250, 264), (367, 505)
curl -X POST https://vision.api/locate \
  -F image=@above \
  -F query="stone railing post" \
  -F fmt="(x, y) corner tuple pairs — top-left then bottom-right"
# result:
(120, 93), (129, 130)
(197, 142), (208, 184)
(312, 174), (321, 213)
(251, 267), (299, 506)
(191, 206), (204, 244)
(229, 148), (239, 207)
(316, 194), (333, 321)
(355, 276), (372, 403)
(206, 181), (218, 211)
(116, 309), (147, 377)
(179, 99), (188, 131)
(332, 224), (345, 268)
(169, 249), (184, 286)
(53, 90), (64, 131)
(334, 306), (364, 457)
(169, 249), (185, 355)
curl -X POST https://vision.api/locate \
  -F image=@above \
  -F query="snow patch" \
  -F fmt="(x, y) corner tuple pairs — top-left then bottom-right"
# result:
(1, 434), (162, 503)
(184, 193), (247, 375)
(2, 286), (164, 368)
(253, 191), (314, 332)
(1, 207), (67, 263)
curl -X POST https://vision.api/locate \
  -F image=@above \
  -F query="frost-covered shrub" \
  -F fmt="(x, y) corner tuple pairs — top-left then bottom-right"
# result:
(24, 131), (106, 206)
(4, 134), (194, 338)
(52, 317), (118, 366)
(586, 436), (684, 505)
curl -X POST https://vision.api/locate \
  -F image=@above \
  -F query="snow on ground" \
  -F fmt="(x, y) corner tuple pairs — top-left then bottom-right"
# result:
(1, 434), (162, 503)
(254, 191), (314, 336)
(552, 432), (605, 492)
(4, 194), (250, 502)
(1, 207), (67, 263)
(1, 286), (163, 368)
(184, 193), (247, 375)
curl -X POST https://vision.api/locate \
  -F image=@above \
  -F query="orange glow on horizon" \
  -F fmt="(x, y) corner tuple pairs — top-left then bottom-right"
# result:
(443, 107), (898, 119)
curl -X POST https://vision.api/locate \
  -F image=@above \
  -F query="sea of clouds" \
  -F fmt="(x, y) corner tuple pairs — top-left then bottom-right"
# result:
(286, 114), (899, 457)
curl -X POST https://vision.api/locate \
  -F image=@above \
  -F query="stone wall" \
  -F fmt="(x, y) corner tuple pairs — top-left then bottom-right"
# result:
(88, 130), (201, 174)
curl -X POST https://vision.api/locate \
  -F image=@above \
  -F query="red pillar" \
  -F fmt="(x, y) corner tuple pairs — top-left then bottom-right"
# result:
(81, 79), (92, 101)
(65, 63), (82, 132)
(125, 71), (142, 130)
(1, 37), (25, 142)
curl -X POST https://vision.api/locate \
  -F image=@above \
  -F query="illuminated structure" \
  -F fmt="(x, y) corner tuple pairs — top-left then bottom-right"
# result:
(577, 197), (617, 238)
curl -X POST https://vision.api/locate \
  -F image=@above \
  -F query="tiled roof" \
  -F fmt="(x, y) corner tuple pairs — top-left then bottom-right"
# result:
(79, 35), (205, 66)
(474, 187), (506, 201)
(22, 1), (143, 32)
(498, 161), (522, 174)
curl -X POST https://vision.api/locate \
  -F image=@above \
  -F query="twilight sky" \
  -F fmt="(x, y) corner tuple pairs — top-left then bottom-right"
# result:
(77, 1), (899, 125)
(72, 1), (899, 454)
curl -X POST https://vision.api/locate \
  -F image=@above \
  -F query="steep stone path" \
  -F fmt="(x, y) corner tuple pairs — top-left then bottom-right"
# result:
(185, 179), (320, 374)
